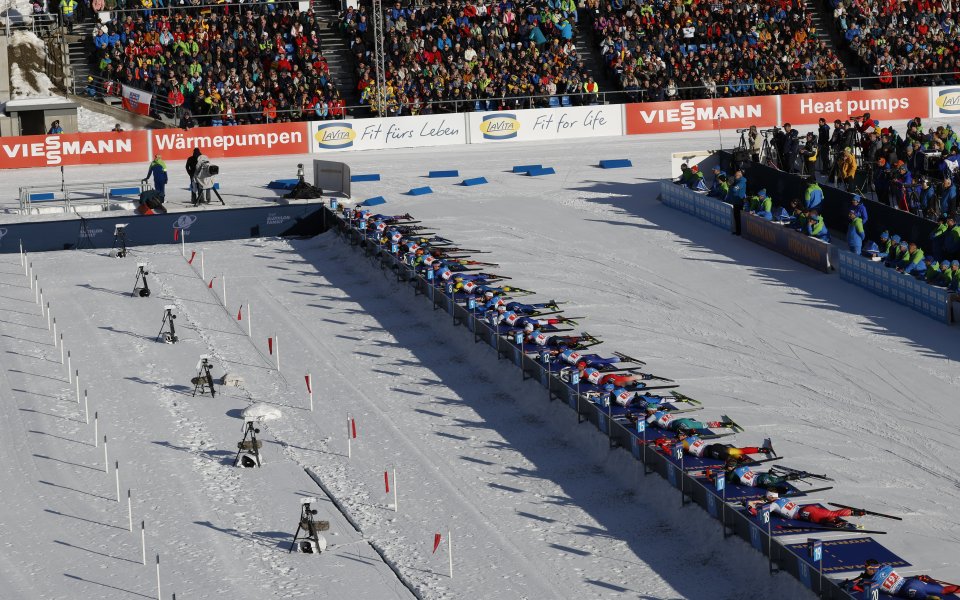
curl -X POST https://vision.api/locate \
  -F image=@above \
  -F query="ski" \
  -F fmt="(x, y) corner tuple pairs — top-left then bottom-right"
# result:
(636, 383), (679, 391)
(775, 524), (887, 535)
(770, 465), (835, 482)
(721, 415), (744, 433)
(670, 391), (702, 405)
(827, 503), (903, 521)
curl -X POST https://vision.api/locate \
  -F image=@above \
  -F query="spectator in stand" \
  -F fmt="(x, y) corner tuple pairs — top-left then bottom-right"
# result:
(59, 0), (76, 32)
(593, 0), (847, 100)
(91, 3), (343, 124)
(47, 120), (63, 134)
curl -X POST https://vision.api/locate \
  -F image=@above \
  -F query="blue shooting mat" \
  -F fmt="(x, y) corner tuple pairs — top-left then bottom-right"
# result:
(694, 477), (802, 503)
(785, 537), (910, 574)
(740, 505), (852, 537)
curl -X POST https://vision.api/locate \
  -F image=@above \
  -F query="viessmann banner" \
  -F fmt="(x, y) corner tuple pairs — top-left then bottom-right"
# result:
(625, 96), (778, 134)
(310, 114), (468, 152)
(0, 130), (149, 169)
(467, 105), (623, 143)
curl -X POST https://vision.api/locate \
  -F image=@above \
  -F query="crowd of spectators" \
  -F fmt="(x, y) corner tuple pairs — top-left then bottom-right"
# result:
(88, 1), (347, 126)
(338, 0), (595, 116)
(832, 0), (960, 86)
(586, 0), (849, 101)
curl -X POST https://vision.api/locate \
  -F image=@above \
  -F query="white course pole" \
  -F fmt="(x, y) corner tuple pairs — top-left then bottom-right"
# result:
(347, 416), (351, 459)
(103, 436), (109, 473)
(393, 467), (398, 512)
(141, 521), (146, 565)
(308, 373), (313, 412)
(83, 390), (89, 424)
(34, 276), (38, 304)
(156, 554), (161, 600)
(59, 334), (63, 363)
(53, 318), (57, 348)
(75, 371), (80, 404)
(247, 302), (252, 337)
(448, 530), (453, 578)
(180, 230), (185, 256)
(94, 412), (98, 447)
(46, 303), (50, 330)
(115, 461), (120, 502)
(67, 351), (71, 383)
(39, 290), (43, 314)
(200, 251), (205, 280)
(275, 334), (280, 371)
(127, 489), (133, 532)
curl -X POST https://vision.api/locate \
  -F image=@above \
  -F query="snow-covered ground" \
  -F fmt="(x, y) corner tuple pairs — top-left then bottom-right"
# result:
(1, 135), (958, 599)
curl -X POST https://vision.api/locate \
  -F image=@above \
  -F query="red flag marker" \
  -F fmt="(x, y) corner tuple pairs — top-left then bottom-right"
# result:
(268, 337), (273, 355)
(350, 418), (357, 439)
(384, 471), (390, 493)
(237, 305), (243, 321)
(188, 250), (196, 264)
(304, 375), (312, 394)
(432, 533), (442, 554)
(208, 277), (216, 289)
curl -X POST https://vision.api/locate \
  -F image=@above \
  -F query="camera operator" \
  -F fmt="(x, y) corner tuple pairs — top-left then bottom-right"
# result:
(862, 131), (882, 165)
(817, 118), (831, 174)
(841, 120), (858, 151)
(920, 178), (939, 219)
(838, 147), (857, 191)
(783, 127), (801, 174)
(193, 153), (217, 205)
(890, 161), (913, 211)
(827, 120), (844, 183)
(853, 112), (877, 134)
(800, 132), (818, 176)
(186, 148), (201, 203)
(748, 125), (762, 163)
(940, 176), (957, 217)
(873, 158), (892, 204)
(773, 126), (788, 167)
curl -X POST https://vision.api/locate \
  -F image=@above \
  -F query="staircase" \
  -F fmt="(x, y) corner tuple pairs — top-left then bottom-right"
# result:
(64, 22), (95, 93)
(574, 15), (616, 102)
(805, 0), (862, 78)
(311, 0), (361, 111)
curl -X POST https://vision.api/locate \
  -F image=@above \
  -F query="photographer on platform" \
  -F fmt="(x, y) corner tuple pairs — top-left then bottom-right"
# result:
(192, 153), (217, 205)
(838, 147), (857, 191)
(818, 118), (831, 174)
(749, 126), (762, 164)
(800, 132), (818, 176)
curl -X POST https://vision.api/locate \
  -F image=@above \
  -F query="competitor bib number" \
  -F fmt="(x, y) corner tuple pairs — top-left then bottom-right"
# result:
(689, 439), (706, 457)
(534, 333), (547, 346)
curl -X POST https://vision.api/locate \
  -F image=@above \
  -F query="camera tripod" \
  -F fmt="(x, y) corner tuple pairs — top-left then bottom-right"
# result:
(233, 421), (263, 467)
(132, 264), (151, 297)
(289, 499), (330, 554)
(113, 227), (129, 258)
(156, 307), (178, 343)
(760, 134), (780, 169)
(191, 358), (216, 397)
(192, 185), (226, 207)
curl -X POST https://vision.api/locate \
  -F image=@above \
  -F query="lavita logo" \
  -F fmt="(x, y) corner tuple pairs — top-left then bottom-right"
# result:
(936, 89), (960, 114)
(479, 114), (521, 140)
(314, 123), (357, 149)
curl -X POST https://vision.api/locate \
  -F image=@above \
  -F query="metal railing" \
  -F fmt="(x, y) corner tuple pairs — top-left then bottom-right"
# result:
(19, 179), (151, 214)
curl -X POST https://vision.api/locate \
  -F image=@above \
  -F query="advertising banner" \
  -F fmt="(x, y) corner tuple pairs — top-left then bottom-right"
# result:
(0, 131), (149, 169)
(625, 97), (777, 134)
(780, 88), (928, 126)
(310, 114), (467, 152)
(151, 122), (309, 160)
(468, 105), (623, 143)
(930, 85), (960, 118)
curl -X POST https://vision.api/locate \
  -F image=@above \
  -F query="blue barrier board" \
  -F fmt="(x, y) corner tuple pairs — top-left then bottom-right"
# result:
(462, 177), (488, 186)
(429, 170), (459, 178)
(361, 196), (387, 207)
(785, 537), (910, 574)
(352, 173), (381, 182)
(407, 186), (433, 196)
(600, 159), (632, 169)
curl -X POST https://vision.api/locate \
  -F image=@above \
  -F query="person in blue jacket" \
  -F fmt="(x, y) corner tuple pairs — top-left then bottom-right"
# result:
(803, 176), (823, 211)
(897, 241), (926, 276)
(144, 154), (168, 198)
(725, 169), (747, 206)
(750, 189), (774, 220)
(941, 177), (958, 218)
(850, 194), (868, 223)
(847, 209), (865, 255)
(943, 216), (960, 259)
(805, 211), (830, 242)
(846, 559), (959, 599)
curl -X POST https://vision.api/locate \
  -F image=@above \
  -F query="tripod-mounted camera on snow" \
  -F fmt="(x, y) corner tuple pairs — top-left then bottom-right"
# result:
(132, 262), (151, 297)
(156, 305), (178, 343)
(234, 421), (263, 468)
(289, 497), (329, 554)
(191, 355), (216, 397)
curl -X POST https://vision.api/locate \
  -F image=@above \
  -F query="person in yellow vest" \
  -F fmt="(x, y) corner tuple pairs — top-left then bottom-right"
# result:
(60, 0), (77, 32)
(583, 76), (599, 105)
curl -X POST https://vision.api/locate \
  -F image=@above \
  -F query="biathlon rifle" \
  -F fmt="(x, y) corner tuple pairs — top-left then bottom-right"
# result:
(827, 503), (903, 520)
